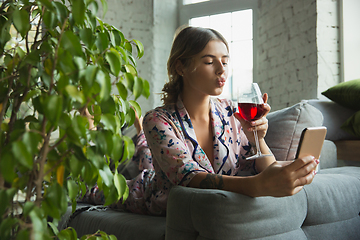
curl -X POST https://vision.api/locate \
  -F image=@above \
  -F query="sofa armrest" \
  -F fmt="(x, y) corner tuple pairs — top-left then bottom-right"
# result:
(319, 140), (337, 169)
(166, 186), (308, 240)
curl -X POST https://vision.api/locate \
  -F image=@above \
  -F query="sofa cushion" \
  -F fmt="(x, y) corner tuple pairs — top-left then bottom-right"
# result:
(166, 186), (308, 240)
(302, 167), (360, 239)
(265, 100), (323, 161)
(341, 110), (360, 138)
(63, 204), (166, 240)
(321, 79), (360, 111)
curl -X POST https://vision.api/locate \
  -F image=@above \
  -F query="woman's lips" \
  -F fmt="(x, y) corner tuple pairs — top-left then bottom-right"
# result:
(218, 77), (226, 87)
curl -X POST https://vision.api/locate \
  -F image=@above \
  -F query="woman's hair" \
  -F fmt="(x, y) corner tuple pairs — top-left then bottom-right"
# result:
(162, 26), (229, 105)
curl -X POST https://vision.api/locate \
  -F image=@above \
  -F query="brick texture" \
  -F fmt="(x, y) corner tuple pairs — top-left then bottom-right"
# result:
(256, 0), (340, 110)
(102, 0), (340, 112)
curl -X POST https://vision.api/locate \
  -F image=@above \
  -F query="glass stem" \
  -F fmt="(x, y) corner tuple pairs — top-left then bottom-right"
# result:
(253, 126), (261, 156)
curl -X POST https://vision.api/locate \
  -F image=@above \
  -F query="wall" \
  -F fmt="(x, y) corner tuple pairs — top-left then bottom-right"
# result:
(317, 0), (340, 98)
(102, 0), (341, 112)
(256, 0), (340, 111)
(102, 0), (178, 113)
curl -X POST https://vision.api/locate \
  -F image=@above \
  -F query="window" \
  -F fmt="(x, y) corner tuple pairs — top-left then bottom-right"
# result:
(179, 0), (257, 100)
(340, 0), (360, 82)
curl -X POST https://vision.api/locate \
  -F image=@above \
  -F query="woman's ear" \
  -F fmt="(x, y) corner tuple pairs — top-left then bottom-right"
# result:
(175, 60), (184, 76)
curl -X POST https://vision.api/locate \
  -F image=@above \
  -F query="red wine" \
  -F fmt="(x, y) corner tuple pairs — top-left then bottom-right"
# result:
(238, 103), (266, 121)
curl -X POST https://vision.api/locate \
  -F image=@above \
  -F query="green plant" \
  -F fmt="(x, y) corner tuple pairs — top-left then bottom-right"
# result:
(0, 0), (149, 239)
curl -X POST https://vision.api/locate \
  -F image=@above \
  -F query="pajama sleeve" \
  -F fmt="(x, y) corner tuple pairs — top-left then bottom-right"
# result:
(143, 109), (207, 187)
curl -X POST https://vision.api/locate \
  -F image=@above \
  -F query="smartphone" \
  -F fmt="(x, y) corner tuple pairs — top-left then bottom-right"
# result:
(295, 126), (327, 172)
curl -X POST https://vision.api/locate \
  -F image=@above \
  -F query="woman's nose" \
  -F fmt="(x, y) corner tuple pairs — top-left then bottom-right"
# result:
(216, 62), (226, 75)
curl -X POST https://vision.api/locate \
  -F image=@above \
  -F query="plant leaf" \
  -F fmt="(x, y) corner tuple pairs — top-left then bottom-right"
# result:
(116, 81), (128, 100)
(0, 150), (17, 182)
(133, 76), (143, 99)
(100, 0), (108, 18)
(114, 171), (128, 201)
(72, 0), (85, 25)
(95, 70), (111, 101)
(142, 78), (150, 98)
(13, 8), (30, 38)
(44, 95), (63, 125)
(100, 114), (117, 133)
(95, 32), (109, 53)
(43, 10), (57, 30)
(105, 49), (121, 76)
(56, 165), (65, 187)
(111, 134), (123, 162)
(67, 180), (79, 200)
(65, 85), (84, 104)
(129, 100), (141, 118)
(22, 131), (42, 156)
(110, 28), (124, 46)
(99, 165), (113, 187)
(124, 64), (137, 75)
(12, 141), (33, 169)
(132, 39), (144, 59)
(61, 31), (83, 56)
(52, 1), (69, 26)
(79, 28), (95, 49)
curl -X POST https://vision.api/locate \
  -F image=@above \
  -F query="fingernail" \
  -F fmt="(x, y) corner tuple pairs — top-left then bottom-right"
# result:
(315, 159), (320, 164)
(313, 170), (317, 175)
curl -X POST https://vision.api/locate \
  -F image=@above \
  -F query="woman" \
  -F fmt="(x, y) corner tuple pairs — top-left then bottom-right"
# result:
(84, 26), (318, 216)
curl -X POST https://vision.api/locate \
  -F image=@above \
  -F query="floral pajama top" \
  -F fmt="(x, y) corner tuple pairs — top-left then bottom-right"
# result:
(126, 97), (257, 215)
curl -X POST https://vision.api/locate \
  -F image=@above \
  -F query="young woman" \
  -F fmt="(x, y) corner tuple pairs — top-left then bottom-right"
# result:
(83, 26), (318, 216)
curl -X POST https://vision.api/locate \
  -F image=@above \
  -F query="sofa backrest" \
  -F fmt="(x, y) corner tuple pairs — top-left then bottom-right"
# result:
(307, 99), (360, 141)
(265, 100), (324, 161)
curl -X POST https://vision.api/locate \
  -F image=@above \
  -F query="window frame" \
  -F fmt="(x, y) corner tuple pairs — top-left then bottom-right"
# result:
(178, 0), (258, 100)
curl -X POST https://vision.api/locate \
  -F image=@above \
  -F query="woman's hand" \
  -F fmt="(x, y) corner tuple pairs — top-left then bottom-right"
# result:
(254, 156), (319, 197)
(234, 93), (271, 144)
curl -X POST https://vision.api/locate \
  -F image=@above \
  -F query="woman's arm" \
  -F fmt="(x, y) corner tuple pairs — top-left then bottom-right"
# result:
(188, 155), (318, 197)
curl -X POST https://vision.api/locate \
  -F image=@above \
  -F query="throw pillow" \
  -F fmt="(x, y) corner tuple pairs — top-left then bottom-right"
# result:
(265, 101), (324, 161)
(321, 79), (360, 111)
(341, 110), (360, 138)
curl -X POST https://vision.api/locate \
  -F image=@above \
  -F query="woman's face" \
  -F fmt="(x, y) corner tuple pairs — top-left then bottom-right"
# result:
(180, 40), (229, 97)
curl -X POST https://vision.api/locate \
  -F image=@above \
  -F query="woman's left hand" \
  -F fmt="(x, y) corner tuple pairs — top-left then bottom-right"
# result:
(234, 93), (271, 143)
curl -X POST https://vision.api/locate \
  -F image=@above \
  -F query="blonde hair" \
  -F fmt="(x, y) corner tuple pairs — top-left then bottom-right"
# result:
(162, 26), (229, 105)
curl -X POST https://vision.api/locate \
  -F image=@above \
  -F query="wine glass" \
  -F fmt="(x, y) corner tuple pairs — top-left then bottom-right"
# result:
(237, 83), (271, 160)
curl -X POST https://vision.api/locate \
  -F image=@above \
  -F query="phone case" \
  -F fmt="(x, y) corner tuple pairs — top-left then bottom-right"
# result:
(295, 127), (327, 172)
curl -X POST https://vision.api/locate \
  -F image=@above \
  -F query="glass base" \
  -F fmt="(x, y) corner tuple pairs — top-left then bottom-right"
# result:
(246, 153), (273, 160)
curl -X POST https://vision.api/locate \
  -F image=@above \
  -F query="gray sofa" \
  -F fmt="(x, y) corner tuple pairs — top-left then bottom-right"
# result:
(59, 99), (360, 240)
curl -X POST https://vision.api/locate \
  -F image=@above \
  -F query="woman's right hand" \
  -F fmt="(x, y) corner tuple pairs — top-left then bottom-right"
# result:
(254, 155), (319, 197)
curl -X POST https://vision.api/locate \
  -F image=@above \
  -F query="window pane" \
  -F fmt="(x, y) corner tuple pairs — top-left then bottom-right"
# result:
(232, 10), (252, 41)
(189, 9), (253, 100)
(189, 16), (210, 28)
(209, 13), (232, 41)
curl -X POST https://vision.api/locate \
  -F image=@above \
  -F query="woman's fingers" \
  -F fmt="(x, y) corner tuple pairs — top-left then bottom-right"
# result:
(285, 156), (318, 188)
(262, 93), (268, 103)
(293, 168), (316, 188)
(258, 157), (318, 197)
(286, 155), (318, 172)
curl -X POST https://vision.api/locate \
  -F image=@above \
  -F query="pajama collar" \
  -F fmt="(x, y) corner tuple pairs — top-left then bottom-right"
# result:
(174, 98), (233, 174)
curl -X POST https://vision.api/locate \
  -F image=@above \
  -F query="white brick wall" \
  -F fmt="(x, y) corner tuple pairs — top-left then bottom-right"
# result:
(317, 0), (340, 98)
(103, 0), (177, 113)
(101, 0), (340, 112)
(257, 0), (340, 111)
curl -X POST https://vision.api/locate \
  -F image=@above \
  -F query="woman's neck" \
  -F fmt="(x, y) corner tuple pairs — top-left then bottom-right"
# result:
(181, 91), (211, 121)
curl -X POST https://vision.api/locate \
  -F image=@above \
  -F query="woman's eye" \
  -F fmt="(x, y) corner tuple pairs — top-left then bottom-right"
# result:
(222, 62), (228, 66)
(205, 62), (213, 65)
